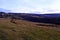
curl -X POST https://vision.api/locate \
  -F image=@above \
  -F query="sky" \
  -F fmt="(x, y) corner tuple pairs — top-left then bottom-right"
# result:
(0, 0), (60, 14)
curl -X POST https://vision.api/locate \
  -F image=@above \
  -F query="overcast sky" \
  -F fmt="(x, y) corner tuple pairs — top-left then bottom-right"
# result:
(0, 0), (60, 13)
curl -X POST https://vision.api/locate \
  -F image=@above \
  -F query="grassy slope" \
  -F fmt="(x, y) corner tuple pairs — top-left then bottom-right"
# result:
(0, 18), (60, 40)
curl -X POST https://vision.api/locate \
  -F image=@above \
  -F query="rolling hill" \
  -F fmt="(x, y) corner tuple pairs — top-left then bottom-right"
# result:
(0, 18), (60, 40)
(0, 12), (60, 25)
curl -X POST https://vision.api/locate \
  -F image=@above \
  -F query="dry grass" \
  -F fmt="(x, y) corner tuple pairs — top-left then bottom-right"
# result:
(0, 18), (60, 40)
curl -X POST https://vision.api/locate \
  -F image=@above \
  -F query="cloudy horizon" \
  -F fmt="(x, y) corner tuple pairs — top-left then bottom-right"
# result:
(0, 0), (60, 14)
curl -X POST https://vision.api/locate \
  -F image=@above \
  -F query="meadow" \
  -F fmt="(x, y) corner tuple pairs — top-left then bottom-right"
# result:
(0, 18), (60, 40)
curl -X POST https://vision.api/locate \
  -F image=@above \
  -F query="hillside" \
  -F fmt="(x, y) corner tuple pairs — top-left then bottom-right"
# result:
(0, 18), (60, 40)
(0, 12), (60, 25)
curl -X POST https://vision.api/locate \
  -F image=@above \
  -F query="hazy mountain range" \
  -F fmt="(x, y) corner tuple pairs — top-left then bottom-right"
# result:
(0, 8), (11, 13)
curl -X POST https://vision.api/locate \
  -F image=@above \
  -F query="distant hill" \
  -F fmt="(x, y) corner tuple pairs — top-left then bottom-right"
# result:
(43, 13), (60, 17)
(0, 12), (60, 24)
(0, 8), (11, 13)
(7, 13), (60, 25)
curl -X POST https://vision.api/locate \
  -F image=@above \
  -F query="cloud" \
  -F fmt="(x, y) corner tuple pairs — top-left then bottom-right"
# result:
(11, 0), (60, 13)
(41, 0), (60, 13)
(0, 0), (60, 13)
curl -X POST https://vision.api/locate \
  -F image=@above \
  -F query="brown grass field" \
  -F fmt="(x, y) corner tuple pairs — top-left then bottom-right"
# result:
(0, 18), (60, 40)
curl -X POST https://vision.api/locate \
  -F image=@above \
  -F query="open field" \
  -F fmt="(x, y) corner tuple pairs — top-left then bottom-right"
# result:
(0, 18), (60, 40)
